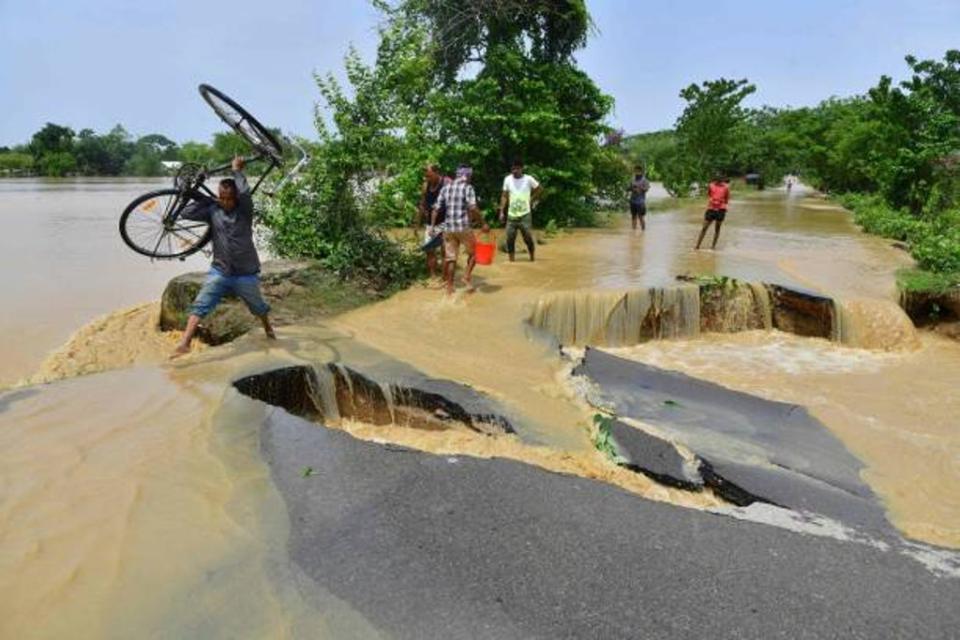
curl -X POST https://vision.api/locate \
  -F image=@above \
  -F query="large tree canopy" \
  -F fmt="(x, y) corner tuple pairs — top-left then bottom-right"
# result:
(398, 0), (590, 82)
(275, 0), (620, 249)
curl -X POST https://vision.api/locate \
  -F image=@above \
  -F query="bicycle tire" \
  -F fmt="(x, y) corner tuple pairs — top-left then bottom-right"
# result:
(198, 84), (284, 163)
(119, 188), (212, 259)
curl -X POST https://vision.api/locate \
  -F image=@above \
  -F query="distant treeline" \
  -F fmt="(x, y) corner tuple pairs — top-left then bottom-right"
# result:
(625, 49), (960, 280)
(0, 124), (251, 177)
(625, 50), (959, 215)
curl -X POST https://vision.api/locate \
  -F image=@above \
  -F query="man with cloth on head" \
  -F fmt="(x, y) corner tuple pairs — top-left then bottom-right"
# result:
(432, 165), (488, 295)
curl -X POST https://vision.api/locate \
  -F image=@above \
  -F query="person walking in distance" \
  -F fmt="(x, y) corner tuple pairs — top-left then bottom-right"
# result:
(628, 164), (651, 232)
(432, 165), (487, 295)
(498, 159), (542, 262)
(172, 156), (275, 357)
(695, 174), (730, 250)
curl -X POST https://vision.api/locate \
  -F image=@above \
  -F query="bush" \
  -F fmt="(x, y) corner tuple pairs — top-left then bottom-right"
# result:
(840, 192), (960, 276)
(261, 152), (422, 291)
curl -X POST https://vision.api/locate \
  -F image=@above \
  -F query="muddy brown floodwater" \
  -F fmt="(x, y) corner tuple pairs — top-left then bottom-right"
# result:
(1, 182), (956, 638)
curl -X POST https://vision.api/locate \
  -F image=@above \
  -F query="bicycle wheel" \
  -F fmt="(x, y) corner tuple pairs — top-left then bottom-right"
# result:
(198, 84), (284, 163)
(119, 188), (212, 259)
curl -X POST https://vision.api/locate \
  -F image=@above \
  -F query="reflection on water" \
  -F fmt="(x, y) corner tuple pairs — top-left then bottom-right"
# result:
(1, 182), (957, 636)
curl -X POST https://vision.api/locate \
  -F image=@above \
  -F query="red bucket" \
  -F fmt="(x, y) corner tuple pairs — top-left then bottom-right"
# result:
(475, 233), (496, 265)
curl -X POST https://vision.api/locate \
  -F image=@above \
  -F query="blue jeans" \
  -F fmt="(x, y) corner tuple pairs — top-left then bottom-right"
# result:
(190, 268), (271, 318)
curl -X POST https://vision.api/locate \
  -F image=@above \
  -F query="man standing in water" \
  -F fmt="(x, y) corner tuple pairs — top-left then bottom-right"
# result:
(172, 156), (275, 356)
(628, 164), (651, 232)
(432, 165), (487, 295)
(416, 164), (450, 279)
(498, 159), (542, 262)
(695, 174), (730, 250)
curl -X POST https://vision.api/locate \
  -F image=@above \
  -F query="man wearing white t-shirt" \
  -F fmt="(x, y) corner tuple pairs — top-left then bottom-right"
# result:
(498, 159), (543, 262)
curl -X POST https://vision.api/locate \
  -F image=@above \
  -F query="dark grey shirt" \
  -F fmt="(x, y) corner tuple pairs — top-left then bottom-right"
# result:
(181, 171), (260, 276)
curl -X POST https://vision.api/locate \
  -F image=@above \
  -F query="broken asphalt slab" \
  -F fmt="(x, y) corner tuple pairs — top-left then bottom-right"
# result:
(573, 347), (897, 539)
(253, 400), (960, 640)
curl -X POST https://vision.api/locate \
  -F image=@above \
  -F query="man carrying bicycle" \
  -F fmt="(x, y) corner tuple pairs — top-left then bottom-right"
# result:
(172, 156), (275, 357)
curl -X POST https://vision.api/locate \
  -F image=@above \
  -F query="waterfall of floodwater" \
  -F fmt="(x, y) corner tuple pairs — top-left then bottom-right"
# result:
(748, 282), (774, 330)
(834, 298), (920, 351)
(654, 285), (702, 339)
(332, 362), (355, 398)
(529, 284), (702, 347)
(308, 363), (341, 422)
(378, 381), (397, 424)
(701, 282), (770, 334)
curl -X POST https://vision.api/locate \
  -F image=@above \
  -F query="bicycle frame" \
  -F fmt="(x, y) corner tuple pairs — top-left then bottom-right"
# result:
(163, 142), (309, 226)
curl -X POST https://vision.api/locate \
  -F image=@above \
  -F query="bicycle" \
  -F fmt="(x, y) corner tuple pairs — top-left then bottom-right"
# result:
(118, 84), (308, 260)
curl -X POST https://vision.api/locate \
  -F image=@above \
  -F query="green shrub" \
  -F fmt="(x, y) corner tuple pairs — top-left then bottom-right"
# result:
(841, 193), (960, 276)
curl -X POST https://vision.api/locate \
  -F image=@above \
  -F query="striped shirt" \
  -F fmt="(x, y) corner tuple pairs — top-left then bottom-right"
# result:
(433, 177), (477, 232)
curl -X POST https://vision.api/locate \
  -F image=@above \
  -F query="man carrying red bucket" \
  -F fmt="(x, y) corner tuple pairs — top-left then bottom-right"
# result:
(431, 165), (489, 295)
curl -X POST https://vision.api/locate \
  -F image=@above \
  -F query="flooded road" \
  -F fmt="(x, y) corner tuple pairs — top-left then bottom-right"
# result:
(1, 182), (957, 636)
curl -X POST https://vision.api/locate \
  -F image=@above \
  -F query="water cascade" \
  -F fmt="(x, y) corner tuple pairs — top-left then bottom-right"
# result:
(531, 280), (920, 351)
(529, 284), (701, 347)
(835, 298), (919, 351)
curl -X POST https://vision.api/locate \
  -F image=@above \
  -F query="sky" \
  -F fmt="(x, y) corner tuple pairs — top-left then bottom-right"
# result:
(1, 0), (958, 147)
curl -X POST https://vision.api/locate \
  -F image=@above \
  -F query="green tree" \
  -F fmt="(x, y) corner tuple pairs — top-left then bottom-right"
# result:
(306, 0), (621, 227)
(137, 134), (180, 160)
(211, 131), (247, 163)
(29, 123), (78, 176)
(73, 125), (134, 175)
(0, 151), (34, 175)
(178, 141), (216, 165)
(623, 130), (677, 181)
(38, 151), (78, 177)
(29, 123), (75, 157)
(661, 78), (756, 195)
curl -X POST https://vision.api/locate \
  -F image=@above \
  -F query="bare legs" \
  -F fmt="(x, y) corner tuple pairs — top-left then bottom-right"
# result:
(172, 312), (275, 358)
(444, 254), (477, 295)
(426, 249), (439, 279)
(173, 314), (203, 356)
(695, 220), (723, 250)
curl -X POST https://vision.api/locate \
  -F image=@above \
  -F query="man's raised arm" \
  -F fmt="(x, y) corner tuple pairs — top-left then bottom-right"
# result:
(232, 156), (253, 218)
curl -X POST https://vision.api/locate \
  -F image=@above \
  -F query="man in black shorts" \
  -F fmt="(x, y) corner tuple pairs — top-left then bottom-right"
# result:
(628, 165), (651, 232)
(695, 174), (730, 250)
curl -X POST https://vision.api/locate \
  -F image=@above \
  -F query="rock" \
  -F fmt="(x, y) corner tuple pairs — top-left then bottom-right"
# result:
(159, 260), (381, 345)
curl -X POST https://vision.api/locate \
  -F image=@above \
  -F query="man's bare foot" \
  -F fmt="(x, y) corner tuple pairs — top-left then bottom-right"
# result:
(265, 328), (277, 340)
(170, 343), (191, 359)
